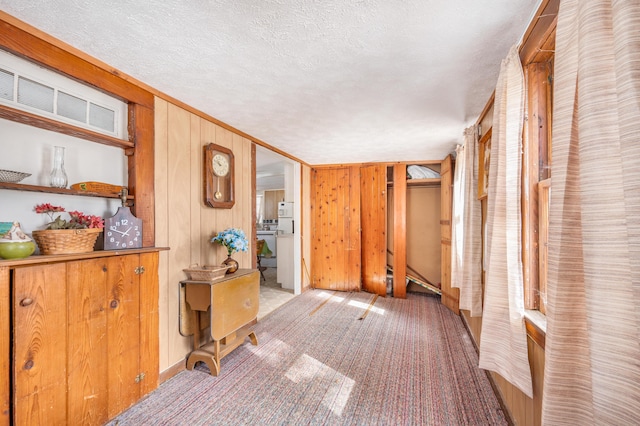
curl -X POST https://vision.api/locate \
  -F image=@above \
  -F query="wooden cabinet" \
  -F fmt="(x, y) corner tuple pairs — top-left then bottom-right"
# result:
(0, 17), (159, 425)
(9, 251), (159, 425)
(263, 190), (285, 220)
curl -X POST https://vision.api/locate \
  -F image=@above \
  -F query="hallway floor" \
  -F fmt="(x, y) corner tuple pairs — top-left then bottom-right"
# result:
(258, 267), (295, 320)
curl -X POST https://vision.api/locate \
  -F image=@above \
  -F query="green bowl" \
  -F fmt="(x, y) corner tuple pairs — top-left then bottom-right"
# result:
(0, 241), (36, 259)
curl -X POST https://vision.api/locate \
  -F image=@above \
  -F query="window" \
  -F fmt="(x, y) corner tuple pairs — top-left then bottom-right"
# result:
(522, 56), (554, 313)
(0, 49), (127, 139)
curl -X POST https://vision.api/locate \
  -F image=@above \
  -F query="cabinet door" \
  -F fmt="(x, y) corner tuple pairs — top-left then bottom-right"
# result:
(67, 258), (110, 424)
(138, 251), (159, 395)
(440, 155), (459, 313)
(360, 164), (387, 296)
(1, 266), (9, 425)
(264, 189), (284, 220)
(106, 254), (141, 418)
(13, 263), (68, 425)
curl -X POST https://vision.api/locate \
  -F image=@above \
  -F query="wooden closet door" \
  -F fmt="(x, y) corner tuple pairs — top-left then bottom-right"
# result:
(311, 166), (361, 291)
(440, 155), (459, 313)
(360, 164), (387, 296)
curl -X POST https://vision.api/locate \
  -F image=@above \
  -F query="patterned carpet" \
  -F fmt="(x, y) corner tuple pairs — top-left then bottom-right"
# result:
(110, 290), (507, 425)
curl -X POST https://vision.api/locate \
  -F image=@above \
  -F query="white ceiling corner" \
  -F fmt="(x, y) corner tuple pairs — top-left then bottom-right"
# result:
(0, 0), (541, 165)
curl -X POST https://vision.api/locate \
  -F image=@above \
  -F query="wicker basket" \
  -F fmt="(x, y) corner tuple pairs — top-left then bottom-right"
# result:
(183, 264), (230, 281)
(32, 228), (102, 255)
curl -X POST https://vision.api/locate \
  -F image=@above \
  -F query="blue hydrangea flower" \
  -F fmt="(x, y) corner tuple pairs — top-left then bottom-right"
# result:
(211, 228), (249, 256)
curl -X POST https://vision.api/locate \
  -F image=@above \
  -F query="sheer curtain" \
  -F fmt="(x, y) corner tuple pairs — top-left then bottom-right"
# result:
(451, 144), (465, 291)
(451, 126), (483, 316)
(478, 44), (532, 398)
(542, 1), (640, 424)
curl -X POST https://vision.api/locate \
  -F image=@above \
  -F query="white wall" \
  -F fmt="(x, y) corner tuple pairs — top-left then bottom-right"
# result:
(0, 118), (125, 238)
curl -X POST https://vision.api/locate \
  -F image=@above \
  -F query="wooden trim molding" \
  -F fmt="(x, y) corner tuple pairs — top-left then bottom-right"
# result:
(525, 315), (546, 350)
(392, 164), (407, 299)
(0, 13), (153, 107)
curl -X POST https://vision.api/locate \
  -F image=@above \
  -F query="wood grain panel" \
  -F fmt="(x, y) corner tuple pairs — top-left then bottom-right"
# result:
(393, 164), (407, 298)
(0, 267), (9, 425)
(13, 263), (68, 425)
(139, 252), (160, 395)
(200, 119), (218, 265)
(153, 97), (170, 371)
(302, 165), (312, 290)
(106, 255), (141, 417)
(128, 103), (156, 247)
(67, 259), (109, 425)
(347, 165), (362, 288)
(156, 102), (256, 370)
(311, 166), (361, 291)
(190, 114), (202, 264)
(166, 103), (194, 363)
(360, 164), (387, 296)
(213, 125), (234, 263)
(440, 155), (458, 313)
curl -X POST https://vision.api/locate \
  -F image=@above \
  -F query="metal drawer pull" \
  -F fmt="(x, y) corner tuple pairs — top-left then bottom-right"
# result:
(19, 298), (33, 307)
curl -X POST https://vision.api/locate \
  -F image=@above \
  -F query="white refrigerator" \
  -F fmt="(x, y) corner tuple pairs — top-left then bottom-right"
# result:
(277, 201), (294, 235)
(277, 201), (294, 290)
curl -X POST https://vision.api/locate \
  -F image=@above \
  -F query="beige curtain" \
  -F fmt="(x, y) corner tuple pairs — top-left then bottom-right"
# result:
(451, 144), (465, 290)
(478, 44), (532, 398)
(451, 126), (483, 316)
(542, 1), (640, 424)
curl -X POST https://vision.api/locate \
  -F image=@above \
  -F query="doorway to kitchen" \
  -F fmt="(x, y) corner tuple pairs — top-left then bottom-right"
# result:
(255, 146), (301, 312)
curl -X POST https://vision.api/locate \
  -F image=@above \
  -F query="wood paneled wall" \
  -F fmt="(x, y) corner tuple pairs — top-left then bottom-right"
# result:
(311, 166), (361, 291)
(301, 165), (312, 291)
(360, 165), (387, 296)
(154, 98), (254, 371)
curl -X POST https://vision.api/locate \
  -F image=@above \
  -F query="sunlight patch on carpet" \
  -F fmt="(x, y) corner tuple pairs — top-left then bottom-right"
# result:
(348, 299), (385, 316)
(285, 353), (355, 416)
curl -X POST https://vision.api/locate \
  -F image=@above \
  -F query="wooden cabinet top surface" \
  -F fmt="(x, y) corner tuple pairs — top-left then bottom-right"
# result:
(0, 247), (168, 268)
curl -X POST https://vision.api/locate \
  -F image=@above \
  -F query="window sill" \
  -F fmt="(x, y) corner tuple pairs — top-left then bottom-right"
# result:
(524, 310), (547, 349)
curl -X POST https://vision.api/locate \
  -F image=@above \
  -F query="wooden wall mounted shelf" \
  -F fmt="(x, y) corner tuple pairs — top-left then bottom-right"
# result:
(0, 182), (135, 200)
(0, 104), (134, 149)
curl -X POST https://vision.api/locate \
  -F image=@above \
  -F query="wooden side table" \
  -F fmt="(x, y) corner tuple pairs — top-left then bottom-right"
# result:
(181, 269), (259, 376)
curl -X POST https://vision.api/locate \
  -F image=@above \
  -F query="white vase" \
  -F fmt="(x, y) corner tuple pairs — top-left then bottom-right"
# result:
(50, 146), (68, 188)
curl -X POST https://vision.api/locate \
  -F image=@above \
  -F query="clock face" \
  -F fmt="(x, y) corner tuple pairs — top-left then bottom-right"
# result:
(212, 154), (230, 177)
(104, 207), (142, 250)
(204, 144), (235, 209)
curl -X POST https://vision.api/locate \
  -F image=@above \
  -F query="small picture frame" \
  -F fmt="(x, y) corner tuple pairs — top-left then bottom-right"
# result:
(477, 128), (491, 200)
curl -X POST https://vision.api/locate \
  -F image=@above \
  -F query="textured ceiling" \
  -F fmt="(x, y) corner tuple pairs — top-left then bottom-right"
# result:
(0, 0), (540, 165)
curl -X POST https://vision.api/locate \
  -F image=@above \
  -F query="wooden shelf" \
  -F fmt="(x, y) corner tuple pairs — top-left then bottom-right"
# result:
(406, 178), (441, 187)
(387, 178), (441, 187)
(0, 182), (134, 200)
(0, 104), (134, 149)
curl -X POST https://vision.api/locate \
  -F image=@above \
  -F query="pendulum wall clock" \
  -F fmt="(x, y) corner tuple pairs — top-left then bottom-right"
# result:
(204, 143), (235, 208)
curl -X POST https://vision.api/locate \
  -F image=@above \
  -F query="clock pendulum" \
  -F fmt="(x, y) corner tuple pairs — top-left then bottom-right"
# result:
(215, 177), (222, 200)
